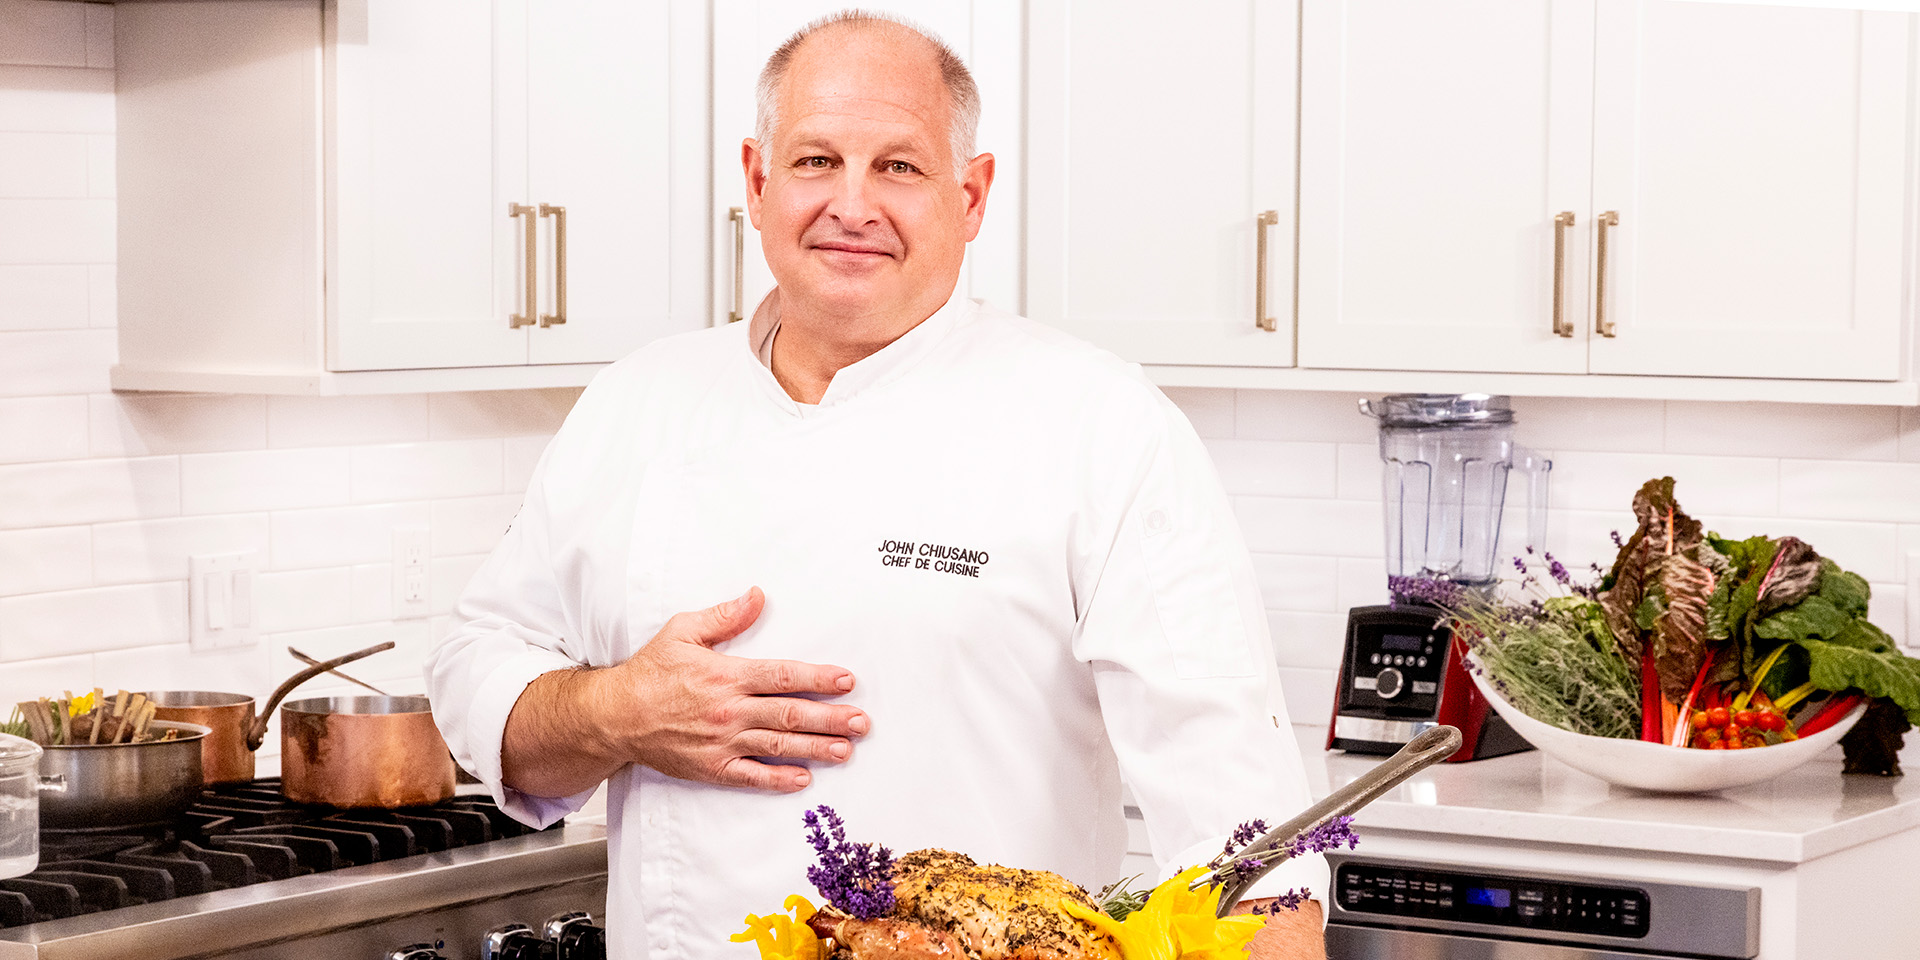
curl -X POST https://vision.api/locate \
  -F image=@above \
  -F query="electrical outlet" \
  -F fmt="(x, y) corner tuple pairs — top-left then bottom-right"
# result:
(394, 526), (431, 620)
(189, 551), (259, 651)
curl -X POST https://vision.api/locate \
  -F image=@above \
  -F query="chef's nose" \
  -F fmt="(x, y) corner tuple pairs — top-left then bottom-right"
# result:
(825, 165), (881, 228)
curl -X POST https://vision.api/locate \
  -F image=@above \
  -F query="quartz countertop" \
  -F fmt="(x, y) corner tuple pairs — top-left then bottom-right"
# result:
(1295, 724), (1920, 865)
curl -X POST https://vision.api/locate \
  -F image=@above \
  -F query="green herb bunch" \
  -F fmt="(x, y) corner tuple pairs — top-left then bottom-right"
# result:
(1444, 585), (1640, 740)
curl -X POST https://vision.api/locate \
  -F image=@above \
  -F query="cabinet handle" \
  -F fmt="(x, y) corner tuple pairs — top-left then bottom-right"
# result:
(727, 206), (746, 323)
(508, 203), (538, 329)
(538, 204), (567, 327)
(1594, 210), (1620, 338)
(1551, 211), (1575, 337)
(1254, 209), (1279, 332)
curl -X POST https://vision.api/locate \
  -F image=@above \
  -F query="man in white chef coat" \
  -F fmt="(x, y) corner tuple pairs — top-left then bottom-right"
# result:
(427, 11), (1328, 960)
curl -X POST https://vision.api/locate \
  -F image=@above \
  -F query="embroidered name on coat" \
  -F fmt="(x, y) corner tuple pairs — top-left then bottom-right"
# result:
(877, 539), (990, 578)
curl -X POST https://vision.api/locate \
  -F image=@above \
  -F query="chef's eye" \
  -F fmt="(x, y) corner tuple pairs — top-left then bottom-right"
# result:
(885, 160), (920, 175)
(798, 156), (833, 169)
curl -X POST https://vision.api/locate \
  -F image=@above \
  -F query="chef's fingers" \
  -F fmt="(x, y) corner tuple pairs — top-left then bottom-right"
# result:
(741, 693), (869, 738)
(714, 756), (816, 793)
(739, 656), (858, 697)
(735, 728), (855, 767)
(666, 586), (766, 648)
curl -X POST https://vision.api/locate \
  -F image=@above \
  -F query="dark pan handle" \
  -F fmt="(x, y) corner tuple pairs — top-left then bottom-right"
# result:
(246, 641), (395, 749)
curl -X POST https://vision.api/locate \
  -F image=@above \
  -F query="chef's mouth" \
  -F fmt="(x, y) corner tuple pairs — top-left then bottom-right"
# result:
(813, 243), (897, 258)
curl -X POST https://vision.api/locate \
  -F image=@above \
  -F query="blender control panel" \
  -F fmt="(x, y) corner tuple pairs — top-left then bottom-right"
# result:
(1336, 863), (1649, 939)
(1341, 607), (1449, 714)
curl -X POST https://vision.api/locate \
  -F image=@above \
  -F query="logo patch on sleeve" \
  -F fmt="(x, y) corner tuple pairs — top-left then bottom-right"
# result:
(877, 539), (990, 578)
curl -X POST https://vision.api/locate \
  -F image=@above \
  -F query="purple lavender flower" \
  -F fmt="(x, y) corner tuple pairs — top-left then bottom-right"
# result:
(1545, 552), (1571, 586)
(1258, 889), (1314, 914)
(1219, 818), (1269, 859)
(1512, 556), (1528, 573)
(1279, 815), (1360, 861)
(1386, 576), (1465, 610)
(802, 805), (896, 919)
(1610, 530), (1625, 549)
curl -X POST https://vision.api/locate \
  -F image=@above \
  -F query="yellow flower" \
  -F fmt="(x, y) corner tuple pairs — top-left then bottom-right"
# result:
(68, 693), (94, 718)
(1061, 867), (1266, 960)
(732, 894), (827, 960)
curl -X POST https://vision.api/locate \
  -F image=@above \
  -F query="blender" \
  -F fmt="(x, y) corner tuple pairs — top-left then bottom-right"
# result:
(1327, 394), (1549, 761)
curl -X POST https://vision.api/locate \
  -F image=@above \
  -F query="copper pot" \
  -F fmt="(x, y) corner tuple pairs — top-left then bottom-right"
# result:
(147, 641), (395, 785)
(279, 695), (455, 808)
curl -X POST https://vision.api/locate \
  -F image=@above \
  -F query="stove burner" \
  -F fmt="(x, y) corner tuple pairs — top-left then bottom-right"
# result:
(5, 779), (554, 930)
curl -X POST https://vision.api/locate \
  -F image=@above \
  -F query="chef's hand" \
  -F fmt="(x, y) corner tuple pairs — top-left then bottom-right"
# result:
(501, 587), (869, 797)
(1235, 899), (1327, 960)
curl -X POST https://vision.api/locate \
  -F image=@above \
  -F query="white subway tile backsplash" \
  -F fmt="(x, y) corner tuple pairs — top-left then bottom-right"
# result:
(270, 502), (431, 570)
(0, 197), (112, 263)
(0, 328), (114, 395)
(84, 131), (110, 197)
(1667, 401), (1898, 461)
(0, 525), (88, 596)
(1868, 583), (1905, 647)
(90, 393), (267, 457)
(265, 619), (433, 686)
(1202, 439), (1335, 498)
(1234, 496), (1382, 557)
(1509, 396), (1665, 454)
(430, 554), (487, 616)
(86, 263), (112, 326)
(0, 130), (86, 196)
(350, 563), (392, 623)
(91, 513), (270, 584)
(0, 0), (87, 68)
(1276, 666), (1336, 727)
(0, 394), (87, 463)
(0, 263), (87, 330)
(428, 389), (580, 440)
(0, 64), (112, 132)
(1336, 557), (1389, 611)
(1162, 387), (1234, 438)
(1236, 390), (1374, 443)
(1249, 553), (1340, 613)
(0, 580), (186, 659)
(1334, 442), (1380, 501)
(504, 434), (551, 493)
(93, 642), (273, 700)
(431, 494), (521, 557)
(0, 455), (177, 529)
(254, 567), (355, 634)
(0, 651), (92, 709)
(180, 448), (349, 516)
(267, 394), (429, 448)
(1546, 451), (1778, 517)
(1779, 459), (1920, 524)
(351, 439), (502, 503)
(1267, 610), (1347, 669)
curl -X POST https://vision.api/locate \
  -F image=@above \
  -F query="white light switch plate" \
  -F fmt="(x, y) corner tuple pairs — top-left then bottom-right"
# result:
(394, 526), (430, 620)
(189, 551), (259, 651)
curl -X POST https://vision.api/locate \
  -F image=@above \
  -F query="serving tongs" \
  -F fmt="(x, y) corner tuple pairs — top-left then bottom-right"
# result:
(1203, 725), (1463, 916)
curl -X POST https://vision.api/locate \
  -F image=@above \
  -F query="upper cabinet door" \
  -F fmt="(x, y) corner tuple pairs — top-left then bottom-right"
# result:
(1297, 0), (1595, 374)
(1586, 2), (1910, 380)
(328, 0), (526, 371)
(710, 1), (1022, 327)
(524, 0), (695, 365)
(1027, 0), (1295, 367)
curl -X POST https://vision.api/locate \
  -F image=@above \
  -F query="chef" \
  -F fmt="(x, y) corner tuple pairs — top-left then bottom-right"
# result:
(426, 11), (1328, 960)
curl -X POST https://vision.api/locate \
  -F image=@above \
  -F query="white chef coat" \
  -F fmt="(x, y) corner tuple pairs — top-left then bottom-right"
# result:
(426, 292), (1327, 960)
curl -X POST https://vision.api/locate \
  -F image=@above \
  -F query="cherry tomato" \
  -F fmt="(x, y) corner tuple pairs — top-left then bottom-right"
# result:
(1756, 712), (1786, 732)
(1722, 738), (1742, 750)
(1744, 734), (1767, 749)
(1700, 727), (1722, 743)
(1709, 740), (1730, 750)
(1707, 707), (1730, 728)
(1734, 710), (1757, 728)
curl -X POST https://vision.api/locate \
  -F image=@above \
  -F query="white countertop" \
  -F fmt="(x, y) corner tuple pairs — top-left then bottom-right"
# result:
(1297, 724), (1920, 865)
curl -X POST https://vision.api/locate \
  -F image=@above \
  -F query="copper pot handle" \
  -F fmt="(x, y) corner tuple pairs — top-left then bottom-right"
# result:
(245, 641), (395, 750)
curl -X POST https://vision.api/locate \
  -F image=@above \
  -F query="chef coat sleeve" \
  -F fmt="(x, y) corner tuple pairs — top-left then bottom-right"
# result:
(425, 437), (597, 829)
(1071, 383), (1330, 910)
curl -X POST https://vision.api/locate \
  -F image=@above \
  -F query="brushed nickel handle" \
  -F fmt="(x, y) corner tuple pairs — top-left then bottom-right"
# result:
(1595, 210), (1620, 338)
(508, 203), (538, 329)
(1254, 209), (1279, 332)
(727, 206), (746, 323)
(1551, 211), (1575, 337)
(538, 204), (567, 327)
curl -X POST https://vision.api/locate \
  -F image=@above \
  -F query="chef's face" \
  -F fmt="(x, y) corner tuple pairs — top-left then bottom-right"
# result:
(743, 25), (993, 336)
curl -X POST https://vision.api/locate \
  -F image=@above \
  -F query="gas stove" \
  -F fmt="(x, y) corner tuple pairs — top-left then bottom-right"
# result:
(0, 779), (608, 959)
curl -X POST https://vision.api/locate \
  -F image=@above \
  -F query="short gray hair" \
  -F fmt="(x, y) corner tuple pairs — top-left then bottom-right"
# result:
(754, 9), (980, 180)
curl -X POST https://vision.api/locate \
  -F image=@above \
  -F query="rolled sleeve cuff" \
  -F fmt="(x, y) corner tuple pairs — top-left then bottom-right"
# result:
(467, 648), (598, 829)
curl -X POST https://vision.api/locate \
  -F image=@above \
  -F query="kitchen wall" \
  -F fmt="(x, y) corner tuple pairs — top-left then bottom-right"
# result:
(4, 1), (1919, 738)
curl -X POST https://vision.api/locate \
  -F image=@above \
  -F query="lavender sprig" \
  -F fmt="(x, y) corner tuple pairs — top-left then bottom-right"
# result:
(1386, 575), (1466, 609)
(801, 805), (896, 920)
(1200, 815), (1360, 913)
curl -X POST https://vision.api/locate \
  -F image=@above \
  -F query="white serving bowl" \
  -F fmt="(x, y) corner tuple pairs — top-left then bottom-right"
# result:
(1468, 668), (1868, 793)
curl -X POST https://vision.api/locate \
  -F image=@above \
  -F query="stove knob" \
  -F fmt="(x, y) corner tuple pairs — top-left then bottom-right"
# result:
(545, 911), (607, 960)
(1374, 667), (1405, 700)
(387, 946), (448, 960)
(484, 923), (555, 960)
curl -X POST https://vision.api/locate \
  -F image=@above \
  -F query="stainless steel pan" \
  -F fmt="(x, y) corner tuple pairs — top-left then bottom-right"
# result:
(38, 719), (212, 831)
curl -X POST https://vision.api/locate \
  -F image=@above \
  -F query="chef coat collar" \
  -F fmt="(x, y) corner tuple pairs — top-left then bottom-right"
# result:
(745, 286), (969, 416)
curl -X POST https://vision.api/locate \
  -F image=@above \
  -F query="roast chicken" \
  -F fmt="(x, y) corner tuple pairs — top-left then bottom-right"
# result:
(807, 849), (1123, 960)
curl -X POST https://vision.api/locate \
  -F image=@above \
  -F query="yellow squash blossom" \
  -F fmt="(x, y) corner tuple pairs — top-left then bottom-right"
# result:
(1061, 867), (1266, 960)
(732, 894), (827, 960)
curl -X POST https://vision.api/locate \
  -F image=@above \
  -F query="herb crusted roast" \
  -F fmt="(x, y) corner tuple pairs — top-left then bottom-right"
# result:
(807, 849), (1122, 960)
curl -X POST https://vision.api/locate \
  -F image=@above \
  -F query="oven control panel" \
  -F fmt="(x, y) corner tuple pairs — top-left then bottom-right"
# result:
(1336, 862), (1650, 939)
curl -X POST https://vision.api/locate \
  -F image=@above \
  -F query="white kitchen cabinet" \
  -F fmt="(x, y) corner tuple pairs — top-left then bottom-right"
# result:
(1296, 0), (1912, 383)
(710, 0), (1024, 327)
(112, 0), (707, 395)
(1027, 0), (1297, 367)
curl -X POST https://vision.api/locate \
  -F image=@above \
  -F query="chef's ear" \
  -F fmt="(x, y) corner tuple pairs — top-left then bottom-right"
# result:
(742, 138), (769, 230)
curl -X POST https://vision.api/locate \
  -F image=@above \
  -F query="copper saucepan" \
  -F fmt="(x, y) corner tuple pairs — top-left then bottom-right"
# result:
(279, 695), (456, 808)
(146, 641), (395, 784)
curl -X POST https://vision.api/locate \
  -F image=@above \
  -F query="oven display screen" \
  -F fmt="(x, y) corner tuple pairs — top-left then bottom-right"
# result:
(1466, 887), (1511, 909)
(1380, 633), (1425, 652)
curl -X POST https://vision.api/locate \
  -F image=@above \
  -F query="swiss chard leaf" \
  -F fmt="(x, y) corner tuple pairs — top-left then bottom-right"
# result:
(1817, 560), (1871, 620)
(1756, 537), (1823, 616)
(1649, 551), (1717, 703)
(1754, 595), (1852, 643)
(1798, 638), (1920, 726)
(1707, 533), (1775, 575)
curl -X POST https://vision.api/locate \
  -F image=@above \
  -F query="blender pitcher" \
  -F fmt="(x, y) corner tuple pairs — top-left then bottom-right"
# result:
(1360, 394), (1551, 588)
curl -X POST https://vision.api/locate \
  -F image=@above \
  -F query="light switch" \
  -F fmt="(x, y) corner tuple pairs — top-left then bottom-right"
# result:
(190, 551), (259, 651)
